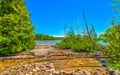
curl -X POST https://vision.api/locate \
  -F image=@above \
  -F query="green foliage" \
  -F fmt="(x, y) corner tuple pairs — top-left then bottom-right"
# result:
(100, 25), (120, 70)
(0, 0), (35, 56)
(112, 0), (120, 24)
(66, 28), (75, 37)
(35, 34), (56, 40)
(112, 0), (120, 3)
(56, 26), (98, 52)
(35, 34), (64, 40)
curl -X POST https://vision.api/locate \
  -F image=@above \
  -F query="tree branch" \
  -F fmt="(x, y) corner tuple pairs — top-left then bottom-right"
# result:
(82, 10), (102, 51)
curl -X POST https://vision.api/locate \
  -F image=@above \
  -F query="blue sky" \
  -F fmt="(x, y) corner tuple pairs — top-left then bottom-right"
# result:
(25, 0), (114, 37)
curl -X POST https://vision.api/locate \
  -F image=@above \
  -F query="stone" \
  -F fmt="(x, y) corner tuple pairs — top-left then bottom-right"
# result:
(73, 72), (81, 75)
(35, 67), (39, 71)
(33, 69), (37, 72)
(93, 71), (100, 75)
(41, 67), (47, 71)
(94, 51), (103, 56)
(73, 72), (84, 75)
(114, 70), (120, 75)
(50, 63), (54, 68)
(60, 70), (73, 75)
(26, 73), (30, 75)
(73, 70), (85, 75)
(52, 71), (60, 75)
(83, 70), (91, 75)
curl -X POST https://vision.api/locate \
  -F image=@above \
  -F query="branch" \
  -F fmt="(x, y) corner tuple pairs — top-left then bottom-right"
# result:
(82, 10), (102, 51)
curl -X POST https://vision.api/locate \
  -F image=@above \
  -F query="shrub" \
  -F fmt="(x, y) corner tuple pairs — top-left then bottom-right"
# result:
(0, 0), (35, 56)
(57, 34), (98, 52)
(100, 25), (120, 70)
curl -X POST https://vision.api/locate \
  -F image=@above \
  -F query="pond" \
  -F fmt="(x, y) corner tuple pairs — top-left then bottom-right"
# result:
(35, 40), (61, 45)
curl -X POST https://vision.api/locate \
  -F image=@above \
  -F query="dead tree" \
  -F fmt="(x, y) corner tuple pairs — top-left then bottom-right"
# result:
(82, 10), (102, 51)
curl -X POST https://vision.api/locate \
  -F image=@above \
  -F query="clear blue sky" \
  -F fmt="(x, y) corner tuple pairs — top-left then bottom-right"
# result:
(25, 0), (114, 36)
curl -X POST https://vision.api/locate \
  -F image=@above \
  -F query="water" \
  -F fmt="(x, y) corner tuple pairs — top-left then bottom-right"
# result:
(35, 40), (61, 45)
(98, 40), (108, 45)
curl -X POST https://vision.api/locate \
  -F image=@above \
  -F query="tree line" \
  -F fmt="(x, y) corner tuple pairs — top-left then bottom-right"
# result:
(35, 34), (63, 40)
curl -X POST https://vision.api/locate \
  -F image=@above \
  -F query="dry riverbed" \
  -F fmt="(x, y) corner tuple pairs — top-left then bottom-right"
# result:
(0, 45), (112, 75)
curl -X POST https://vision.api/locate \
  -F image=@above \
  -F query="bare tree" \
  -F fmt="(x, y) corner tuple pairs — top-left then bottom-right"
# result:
(82, 10), (102, 51)
(64, 22), (67, 37)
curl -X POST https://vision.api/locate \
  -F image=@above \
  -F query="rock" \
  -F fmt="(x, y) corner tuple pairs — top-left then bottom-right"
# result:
(41, 67), (47, 71)
(32, 69), (37, 72)
(35, 67), (39, 71)
(61, 70), (73, 75)
(94, 51), (103, 56)
(46, 63), (54, 69)
(83, 70), (91, 75)
(73, 70), (85, 75)
(50, 63), (54, 68)
(114, 70), (120, 75)
(29, 71), (33, 75)
(93, 71), (100, 75)
(50, 68), (55, 72)
(73, 72), (81, 75)
(107, 68), (120, 75)
(26, 73), (30, 75)
(52, 71), (60, 75)
(65, 71), (73, 75)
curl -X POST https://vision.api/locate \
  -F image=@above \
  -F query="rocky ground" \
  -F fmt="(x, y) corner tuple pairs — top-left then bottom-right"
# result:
(0, 45), (119, 75)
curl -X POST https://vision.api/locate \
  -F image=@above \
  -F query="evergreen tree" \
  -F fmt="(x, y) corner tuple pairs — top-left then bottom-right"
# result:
(0, 0), (35, 56)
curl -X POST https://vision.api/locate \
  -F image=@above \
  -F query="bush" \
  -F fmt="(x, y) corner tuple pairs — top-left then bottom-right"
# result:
(100, 25), (120, 70)
(57, 34), (98, 52)
(0, 0), (35, 56)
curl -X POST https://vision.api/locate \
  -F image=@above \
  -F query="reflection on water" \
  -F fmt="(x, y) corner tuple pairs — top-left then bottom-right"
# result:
(35, 40), (61, 45)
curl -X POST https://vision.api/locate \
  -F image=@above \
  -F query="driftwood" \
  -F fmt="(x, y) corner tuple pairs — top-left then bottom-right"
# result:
(82, 10), (103, 51)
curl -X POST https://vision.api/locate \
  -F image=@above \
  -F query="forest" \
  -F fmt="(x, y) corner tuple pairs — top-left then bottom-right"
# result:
(35, 34), (63, 40)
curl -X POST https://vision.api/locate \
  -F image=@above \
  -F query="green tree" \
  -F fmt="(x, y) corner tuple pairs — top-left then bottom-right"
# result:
(99, 0), (120, 70)
(35, 34), (56, 40)
(56, 24), (98, 52)
(112, 0), (120, 23)
(100, 25), (120, 70)
(0, 0), (35, 56)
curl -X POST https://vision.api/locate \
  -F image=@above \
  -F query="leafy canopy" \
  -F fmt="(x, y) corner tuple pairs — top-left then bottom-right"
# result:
(0, 0), (35, 56)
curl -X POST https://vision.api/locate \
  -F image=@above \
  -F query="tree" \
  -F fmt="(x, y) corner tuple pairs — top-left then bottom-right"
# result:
(35, 34), (56, 40)
(82, 10), (102, 51)
(112, 0), (120, 23)
(99, 0), (120, 70)
(0, 0), (35, 56)
(100, 25), (120, 70)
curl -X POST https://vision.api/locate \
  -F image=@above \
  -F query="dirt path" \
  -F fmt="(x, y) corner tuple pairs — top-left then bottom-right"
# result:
(0, 45), (110, 75)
